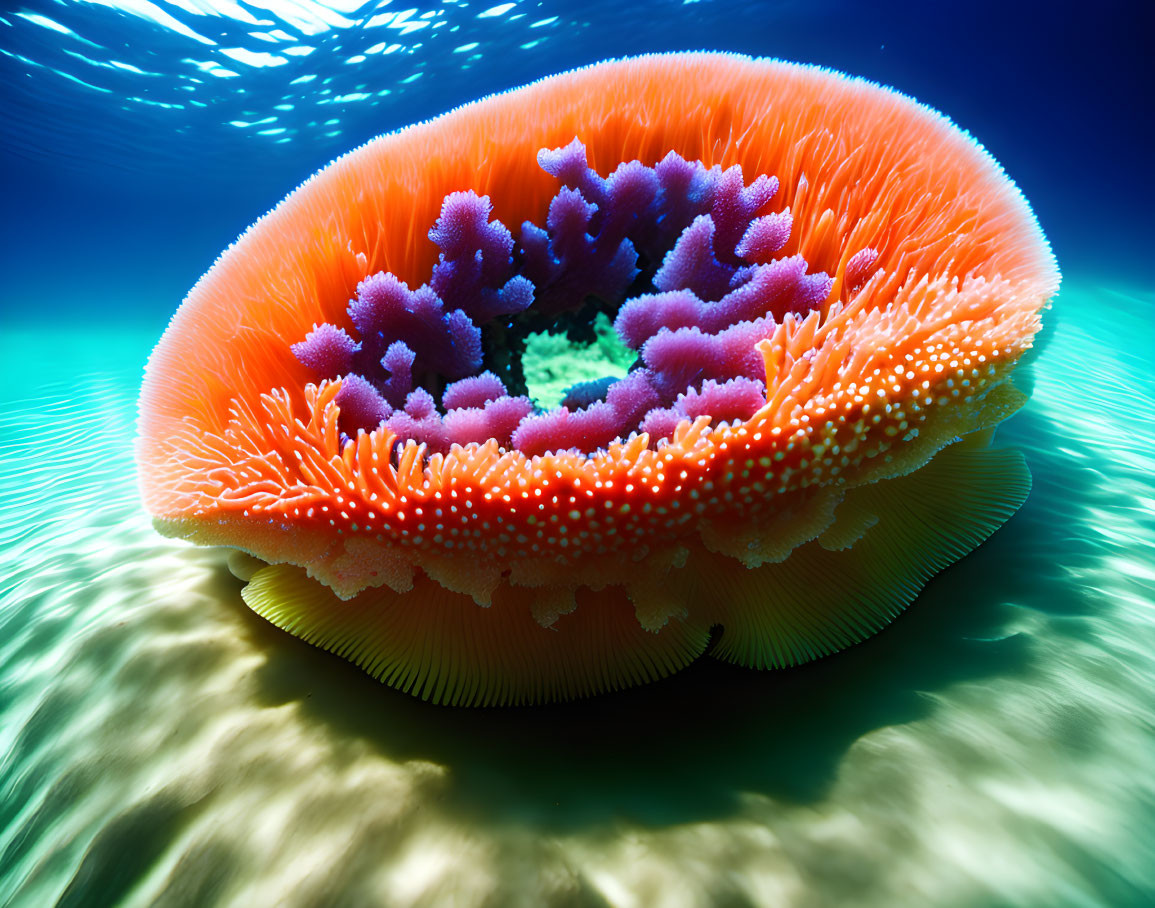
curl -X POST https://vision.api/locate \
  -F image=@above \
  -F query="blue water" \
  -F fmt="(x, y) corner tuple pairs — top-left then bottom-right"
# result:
(2, 2), (1154, 905)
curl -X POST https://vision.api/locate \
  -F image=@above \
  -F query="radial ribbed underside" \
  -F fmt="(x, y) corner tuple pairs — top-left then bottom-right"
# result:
(240, 436), (1030, 706)
(138, 53), (1058, 702)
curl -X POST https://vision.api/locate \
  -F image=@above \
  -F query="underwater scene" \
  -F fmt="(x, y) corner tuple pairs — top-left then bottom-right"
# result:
(1, 1), (1153, 904)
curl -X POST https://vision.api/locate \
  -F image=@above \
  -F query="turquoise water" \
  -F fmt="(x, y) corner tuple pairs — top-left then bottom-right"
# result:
(1, 281), (1152, 903)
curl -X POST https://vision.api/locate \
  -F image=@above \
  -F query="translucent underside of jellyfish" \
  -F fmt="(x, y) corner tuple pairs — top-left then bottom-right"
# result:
(137, 53), (1059, 706)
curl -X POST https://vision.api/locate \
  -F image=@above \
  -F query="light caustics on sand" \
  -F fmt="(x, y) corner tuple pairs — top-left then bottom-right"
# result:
(137, 53), (1059, 705)
(2, 283), (1153, 906)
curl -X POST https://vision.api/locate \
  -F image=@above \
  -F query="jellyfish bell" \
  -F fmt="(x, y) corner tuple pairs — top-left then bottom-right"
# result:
(137, 53), (1058, 706)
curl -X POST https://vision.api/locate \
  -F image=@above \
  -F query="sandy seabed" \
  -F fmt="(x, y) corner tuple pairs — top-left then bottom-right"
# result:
(1, 281), (1153, 906)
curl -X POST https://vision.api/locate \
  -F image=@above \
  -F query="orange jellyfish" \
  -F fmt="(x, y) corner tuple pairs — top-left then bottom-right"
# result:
(137, 53), (1058, 705)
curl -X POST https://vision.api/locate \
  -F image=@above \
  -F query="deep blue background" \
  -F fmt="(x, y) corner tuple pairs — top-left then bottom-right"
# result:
(2, 0), (1152, 325)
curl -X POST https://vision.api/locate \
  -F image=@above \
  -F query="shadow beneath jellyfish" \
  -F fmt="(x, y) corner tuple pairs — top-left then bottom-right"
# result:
(234, 343), (1101, 834)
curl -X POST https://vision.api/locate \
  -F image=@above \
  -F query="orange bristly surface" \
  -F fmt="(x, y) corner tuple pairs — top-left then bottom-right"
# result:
(138, 54), (1057, 603)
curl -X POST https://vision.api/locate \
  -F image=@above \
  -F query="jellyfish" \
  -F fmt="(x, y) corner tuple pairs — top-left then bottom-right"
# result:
(137, 53), (1059, 705)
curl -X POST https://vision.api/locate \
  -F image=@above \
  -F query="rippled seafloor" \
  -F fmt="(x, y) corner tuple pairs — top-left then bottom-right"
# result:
(1, 282), (1152, 906)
